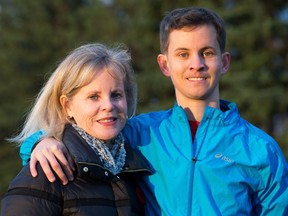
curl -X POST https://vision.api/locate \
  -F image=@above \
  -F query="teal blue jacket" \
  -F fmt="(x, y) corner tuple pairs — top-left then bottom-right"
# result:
(21, 100), (288, 215)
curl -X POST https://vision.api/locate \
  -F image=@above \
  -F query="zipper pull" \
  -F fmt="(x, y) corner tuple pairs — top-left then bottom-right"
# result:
(192, 156), (197, 163)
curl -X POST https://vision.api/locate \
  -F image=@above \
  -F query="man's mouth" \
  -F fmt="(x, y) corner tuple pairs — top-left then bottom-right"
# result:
(187, 77), (207, 81)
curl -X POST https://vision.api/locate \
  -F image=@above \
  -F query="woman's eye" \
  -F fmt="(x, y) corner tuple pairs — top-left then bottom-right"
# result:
(89, 95), (98, 100)
(111, 92), (123, 99)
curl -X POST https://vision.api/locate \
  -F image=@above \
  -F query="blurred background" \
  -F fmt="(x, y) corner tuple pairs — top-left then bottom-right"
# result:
(0, 0), (288, 202)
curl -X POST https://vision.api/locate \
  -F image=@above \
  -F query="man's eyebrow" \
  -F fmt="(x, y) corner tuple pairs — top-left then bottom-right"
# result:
(174, 46), (216, 52)
(174, 47), (190, 52)
(201, 46), (216, 50)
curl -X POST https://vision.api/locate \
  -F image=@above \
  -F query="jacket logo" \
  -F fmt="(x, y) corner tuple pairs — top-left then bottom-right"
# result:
(214, 152), (234, 163)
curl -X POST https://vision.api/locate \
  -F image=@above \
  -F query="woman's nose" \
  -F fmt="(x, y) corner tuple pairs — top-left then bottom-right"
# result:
(101, 98), (114, 111)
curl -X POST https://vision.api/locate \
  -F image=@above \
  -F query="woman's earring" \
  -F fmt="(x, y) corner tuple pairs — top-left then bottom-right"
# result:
(120, 115), (128, 123)
(66, 115), (74, 123)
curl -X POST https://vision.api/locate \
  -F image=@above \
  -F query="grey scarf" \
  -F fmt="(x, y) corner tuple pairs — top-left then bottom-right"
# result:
(72, 124), (126, 175)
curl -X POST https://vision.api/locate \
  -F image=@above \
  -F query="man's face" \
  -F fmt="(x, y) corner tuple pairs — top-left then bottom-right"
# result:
(158, 24), (230, 107)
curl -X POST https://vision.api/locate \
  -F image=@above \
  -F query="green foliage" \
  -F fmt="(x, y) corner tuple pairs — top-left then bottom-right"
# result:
(0, 141), (21, 199)
(220, 1), (288, 143)
(1, 0), (288, 203)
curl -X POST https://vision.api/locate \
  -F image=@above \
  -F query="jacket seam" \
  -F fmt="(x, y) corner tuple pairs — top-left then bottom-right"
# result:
(5, 187), (62, 205)
(63, 198), (130, 208)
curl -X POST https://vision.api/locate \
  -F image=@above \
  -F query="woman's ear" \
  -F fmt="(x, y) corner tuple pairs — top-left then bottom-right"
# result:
(157, 54), (170, 77)
(221, 52), (231, 75)
(60, 95), (72, 117)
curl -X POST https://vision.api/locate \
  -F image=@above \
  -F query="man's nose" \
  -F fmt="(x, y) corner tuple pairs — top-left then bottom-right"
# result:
(188, 54), (205, 71)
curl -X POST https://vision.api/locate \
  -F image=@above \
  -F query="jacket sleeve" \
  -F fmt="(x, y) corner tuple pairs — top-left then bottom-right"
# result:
(256, 143), (288, 215)
(20, 130), (45, 166)
(1, 165), (62, 216)
(1, 192), (62, 216)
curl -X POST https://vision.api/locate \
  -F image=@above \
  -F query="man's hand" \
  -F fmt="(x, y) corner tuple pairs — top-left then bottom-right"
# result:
(30, 137), (75, 185)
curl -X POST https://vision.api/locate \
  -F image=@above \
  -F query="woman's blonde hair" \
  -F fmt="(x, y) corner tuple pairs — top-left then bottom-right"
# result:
(12, 43), (137, 145)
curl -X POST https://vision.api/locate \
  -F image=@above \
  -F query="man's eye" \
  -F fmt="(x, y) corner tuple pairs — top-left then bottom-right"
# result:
(203, 51), (215, 57)
(179, 53), (189, 58)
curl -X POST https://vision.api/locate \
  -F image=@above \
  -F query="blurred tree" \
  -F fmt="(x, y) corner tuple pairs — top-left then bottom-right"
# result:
(0, 0), (287, 200)
(220, 0), (288, 154)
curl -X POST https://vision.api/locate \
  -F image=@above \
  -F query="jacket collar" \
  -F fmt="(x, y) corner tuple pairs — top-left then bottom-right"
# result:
(62, 124), (153, 181)
(172, 99), (240, 126)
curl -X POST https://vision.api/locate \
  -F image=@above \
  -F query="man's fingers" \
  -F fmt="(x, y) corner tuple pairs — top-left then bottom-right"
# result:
(30, 137), (75, 185)
(45, 156), (69, 185)
(53, 150), (75, 181)
(40, 146), (70, 185)
(29, 156), (38, 178)
(37, 154), (57, 183)
(49, 142), (75, 182)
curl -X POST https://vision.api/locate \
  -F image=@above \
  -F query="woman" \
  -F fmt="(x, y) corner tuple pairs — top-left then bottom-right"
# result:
(1, 43), (153, 216)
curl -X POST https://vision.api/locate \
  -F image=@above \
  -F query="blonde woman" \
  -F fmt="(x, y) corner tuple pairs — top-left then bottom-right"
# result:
(1, 43), (153, 216)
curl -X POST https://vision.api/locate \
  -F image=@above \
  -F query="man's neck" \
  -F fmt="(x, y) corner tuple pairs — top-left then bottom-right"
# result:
(178, 98), (220, 122)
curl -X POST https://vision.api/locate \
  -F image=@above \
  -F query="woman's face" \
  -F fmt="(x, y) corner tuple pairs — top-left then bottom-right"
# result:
(62, 69), (127, 142)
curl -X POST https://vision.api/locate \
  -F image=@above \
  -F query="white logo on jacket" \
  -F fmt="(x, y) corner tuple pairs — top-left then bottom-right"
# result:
(214, 153), (234, 163)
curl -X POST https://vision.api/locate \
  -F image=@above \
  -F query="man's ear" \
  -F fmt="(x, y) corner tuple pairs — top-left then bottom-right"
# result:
(221, 52), (231, 75)
(60, 95), (72, 117)
(157, 54), (170, 77)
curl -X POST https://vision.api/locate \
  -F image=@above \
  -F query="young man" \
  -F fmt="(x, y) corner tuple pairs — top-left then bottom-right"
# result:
(19, 7), (288, 215)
